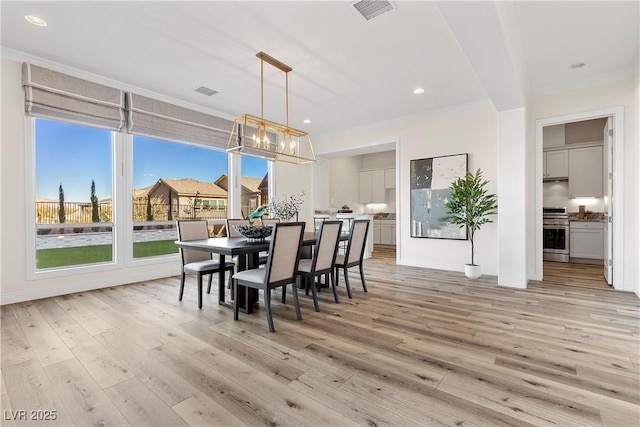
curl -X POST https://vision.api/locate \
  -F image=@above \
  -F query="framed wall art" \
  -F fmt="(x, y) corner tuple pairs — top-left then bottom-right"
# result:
(410, 153), (468, 239)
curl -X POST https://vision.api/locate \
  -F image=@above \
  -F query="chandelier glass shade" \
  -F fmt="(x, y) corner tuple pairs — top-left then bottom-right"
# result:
(227, 52), (315, 165)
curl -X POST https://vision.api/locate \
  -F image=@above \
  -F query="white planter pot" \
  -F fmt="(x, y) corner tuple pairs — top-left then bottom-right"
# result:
(464, 264), (481, 279)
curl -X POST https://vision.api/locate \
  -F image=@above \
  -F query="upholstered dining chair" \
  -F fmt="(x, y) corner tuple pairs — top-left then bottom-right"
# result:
(260, 217), (281, 226)
(176, 220), (235, 309)
(232, 222), (305, 333)
(334, 219), (370, 299)
(296, 221), (342, 311)
(226, 218), (250, 237)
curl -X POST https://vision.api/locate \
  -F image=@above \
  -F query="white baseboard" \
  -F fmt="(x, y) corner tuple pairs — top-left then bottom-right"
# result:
(1, 266), (180, 305)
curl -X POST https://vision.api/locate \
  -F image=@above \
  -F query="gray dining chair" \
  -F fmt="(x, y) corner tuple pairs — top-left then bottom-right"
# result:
(232, 222), (305, 332)
(226, 218), (249, 237)
(176, 220), (235, 309)
(260, 217), (281, 226)
(334, 219), (370, 298)
(297, 220), (342, 311)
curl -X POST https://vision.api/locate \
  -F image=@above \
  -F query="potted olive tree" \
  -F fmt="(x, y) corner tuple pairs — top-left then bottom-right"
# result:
(439, 169), (497, 279)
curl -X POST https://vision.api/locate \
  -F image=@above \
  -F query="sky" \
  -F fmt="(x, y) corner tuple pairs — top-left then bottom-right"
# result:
(35, 118), (268, 201)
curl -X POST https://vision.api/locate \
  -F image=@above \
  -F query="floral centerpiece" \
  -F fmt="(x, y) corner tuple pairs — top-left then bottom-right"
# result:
(268, 191), (305, 222)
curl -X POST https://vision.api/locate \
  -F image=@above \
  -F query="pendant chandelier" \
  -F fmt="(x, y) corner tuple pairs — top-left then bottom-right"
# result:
(227, 52), (316, 164)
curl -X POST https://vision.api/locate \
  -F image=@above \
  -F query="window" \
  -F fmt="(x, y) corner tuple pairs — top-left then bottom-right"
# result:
(34, 118), (114, 270)
(241, 156), (269, 219)
(132, 136), (229, 258)
(25, 64), (269, 278)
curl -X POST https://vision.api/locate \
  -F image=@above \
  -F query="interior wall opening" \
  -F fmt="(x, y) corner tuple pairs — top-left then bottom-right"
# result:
(540, 115), (615, 290)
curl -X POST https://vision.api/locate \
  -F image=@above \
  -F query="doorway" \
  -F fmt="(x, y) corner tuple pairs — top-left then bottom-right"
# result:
(535, 107), (624, 290)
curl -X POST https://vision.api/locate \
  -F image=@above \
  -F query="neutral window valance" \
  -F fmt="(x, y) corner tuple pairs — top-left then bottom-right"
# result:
(22, 63), (125, 130)
(126, 92), (232, 150)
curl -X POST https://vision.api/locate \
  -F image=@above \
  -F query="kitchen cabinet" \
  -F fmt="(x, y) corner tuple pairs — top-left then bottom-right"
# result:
(570, 221), (604, 260)
(384, 168), (395, 189)
(376, 219), (395, 245)
(569, 146), (602, 198)
(372, 221), (381, 244)
(543, 149), (568, 179)
(372, 219), (395, 245)
(359, 170), (385, 204)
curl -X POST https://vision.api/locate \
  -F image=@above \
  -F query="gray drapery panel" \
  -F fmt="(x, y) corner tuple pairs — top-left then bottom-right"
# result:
(22, 63), (125, 130)
(126, 93), (232, 149)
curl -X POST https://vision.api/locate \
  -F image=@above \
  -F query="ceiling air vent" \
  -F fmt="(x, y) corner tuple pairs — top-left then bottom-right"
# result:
(194, 86), (218, 96)
(351, 0), (395, 21)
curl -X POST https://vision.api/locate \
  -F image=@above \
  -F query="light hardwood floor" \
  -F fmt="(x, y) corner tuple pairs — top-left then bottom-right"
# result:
(1, 249), (638, 426)
(542, 261), (610, 290)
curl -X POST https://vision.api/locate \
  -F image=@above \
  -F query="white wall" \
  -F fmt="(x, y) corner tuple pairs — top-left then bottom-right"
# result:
(329, 156), (361, 212)
(312, 157), (331, 212)
(497, 108), (527, 288)
(315, 103), (499, 275)
(636, 59), (640, 298)
(528, 77), (639, 294)
(360, 151), (395, 170)
(272, 161), (314, 225)
(543, 124), (565, 148)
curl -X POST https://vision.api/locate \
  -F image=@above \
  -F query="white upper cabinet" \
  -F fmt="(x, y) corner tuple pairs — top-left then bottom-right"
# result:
(359, 170), (385, 204)
(543, 150), (568, 179)
(569, 146), (602, 198)
(384, 168), (395, 189)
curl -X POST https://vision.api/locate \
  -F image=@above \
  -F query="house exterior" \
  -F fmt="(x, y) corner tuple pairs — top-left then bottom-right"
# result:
(214, 174), (266, 217)
(143, 178), (228, 220)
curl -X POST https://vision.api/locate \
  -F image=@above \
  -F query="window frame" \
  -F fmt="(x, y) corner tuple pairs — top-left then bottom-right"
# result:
(127, 134), (232, 265)
(25, 116), (269, 278)
(26, 116), (125, 279)
(127, 133), (177, 266)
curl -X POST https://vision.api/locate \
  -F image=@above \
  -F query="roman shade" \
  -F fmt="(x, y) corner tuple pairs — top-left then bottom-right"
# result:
(22, 63), (125, 130)
(126, 92), (232, 149)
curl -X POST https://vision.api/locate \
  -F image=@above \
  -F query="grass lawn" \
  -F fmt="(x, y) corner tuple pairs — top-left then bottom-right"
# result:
(133, 240), (179, 258)
(37, 240), (178, 269)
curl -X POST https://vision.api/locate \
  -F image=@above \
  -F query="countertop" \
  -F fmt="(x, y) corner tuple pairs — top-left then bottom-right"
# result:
(373, 213), (396, 220)
(568, 213), (605, 222)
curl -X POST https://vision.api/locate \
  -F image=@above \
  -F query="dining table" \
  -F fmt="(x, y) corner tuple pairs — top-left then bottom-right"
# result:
(175, 231), (349, 313)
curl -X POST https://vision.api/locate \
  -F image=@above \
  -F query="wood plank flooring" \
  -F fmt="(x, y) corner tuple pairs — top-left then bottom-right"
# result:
(542, 261), (610, 290)
(1, 249), (638, 426)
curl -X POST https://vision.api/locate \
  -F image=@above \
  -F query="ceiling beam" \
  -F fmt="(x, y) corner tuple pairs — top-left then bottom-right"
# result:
(436, 1), (527, 111)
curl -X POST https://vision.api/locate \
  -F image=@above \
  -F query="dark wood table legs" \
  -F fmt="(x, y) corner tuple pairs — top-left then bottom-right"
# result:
(217, 253), (258, 313)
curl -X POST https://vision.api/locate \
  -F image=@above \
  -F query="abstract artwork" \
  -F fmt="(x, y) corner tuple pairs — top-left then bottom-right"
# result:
(410, 153), (468, 239)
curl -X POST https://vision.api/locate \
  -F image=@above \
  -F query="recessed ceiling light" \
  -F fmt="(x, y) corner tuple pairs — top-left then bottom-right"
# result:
(25, 15), (48, 27)
(413, 88), (425, 95)
(303, 119), (311, 124)
(569, 62), (585, 69)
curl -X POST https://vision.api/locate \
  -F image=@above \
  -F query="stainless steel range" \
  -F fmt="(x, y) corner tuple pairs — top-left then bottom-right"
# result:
(543, 207), (569, 263)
